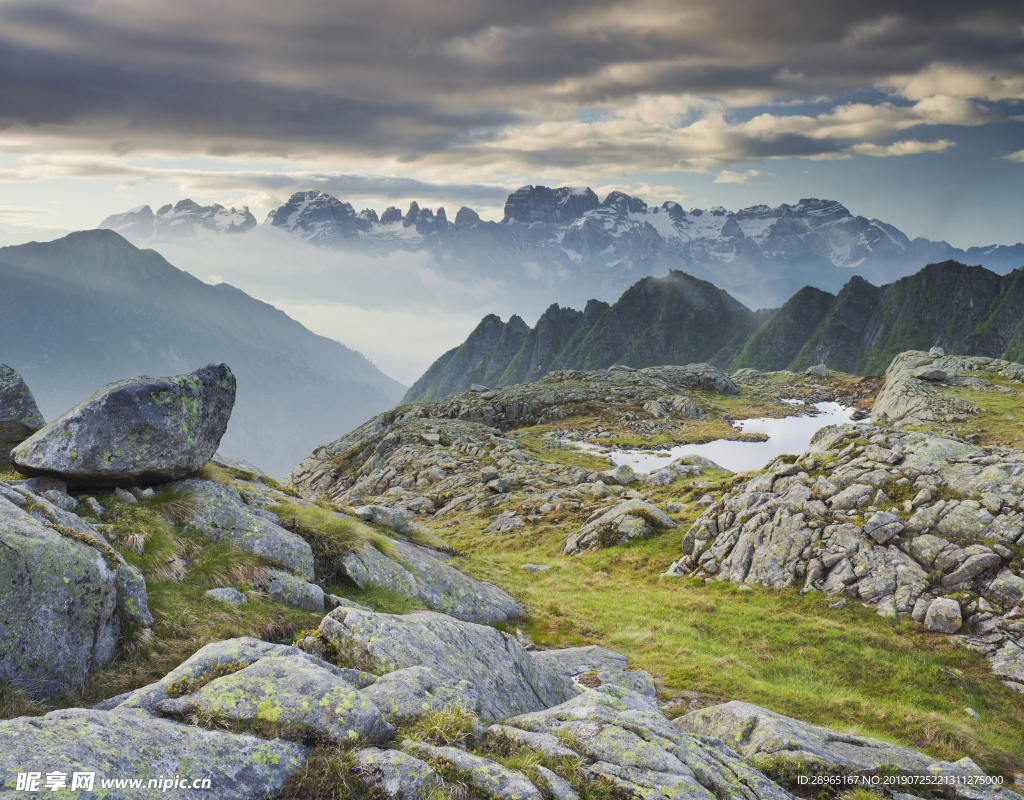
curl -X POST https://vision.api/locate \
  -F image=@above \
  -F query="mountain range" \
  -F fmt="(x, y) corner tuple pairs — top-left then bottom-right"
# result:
(0, 230), (403, 476)
(404, 261), (1024, 402)
(100, 188), (1024, 310)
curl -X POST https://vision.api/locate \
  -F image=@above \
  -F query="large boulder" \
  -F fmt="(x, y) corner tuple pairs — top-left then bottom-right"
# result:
(319, 608), (575, 721)
(0, 364), (44, 463)
(12, 363), (236, 486)
(0, 708), (306, 799)
(0, 496), (122, 699)
(114, 638), (376, 714)
(155, 652), (394, 746)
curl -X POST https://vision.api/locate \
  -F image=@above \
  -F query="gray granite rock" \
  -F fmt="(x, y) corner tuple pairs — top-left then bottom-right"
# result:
(155, 652), (394, 745)
(0, 707), (306, 799)
(319, 608), (575, 721)
(0, 364), (44, 463)
(12, 364), (235, 486)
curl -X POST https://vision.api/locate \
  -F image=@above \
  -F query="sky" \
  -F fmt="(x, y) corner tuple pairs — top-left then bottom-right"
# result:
(1, 0), (1023, 381)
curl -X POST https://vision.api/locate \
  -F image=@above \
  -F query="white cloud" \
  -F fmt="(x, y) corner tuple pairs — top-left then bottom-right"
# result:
(714, 169), (760, 184)
(851, 139), (956, 157)
(881, 64), (1024, 102)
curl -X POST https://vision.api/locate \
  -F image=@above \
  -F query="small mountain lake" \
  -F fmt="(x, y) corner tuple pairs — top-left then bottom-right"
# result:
(573, 401), (857, 474)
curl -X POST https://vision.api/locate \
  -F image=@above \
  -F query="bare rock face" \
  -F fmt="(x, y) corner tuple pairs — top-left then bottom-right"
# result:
(0, 364), (44, 463)
(13, 364), (235, 486)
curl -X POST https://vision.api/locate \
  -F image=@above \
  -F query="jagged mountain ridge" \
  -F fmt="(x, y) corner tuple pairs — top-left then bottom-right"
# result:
(0, 229), (404, 476)
(405, 261), (1024, 401)
(99, 187), (1024, 310)
(403, 270), (769, 403)
(99, 200), (257, 244)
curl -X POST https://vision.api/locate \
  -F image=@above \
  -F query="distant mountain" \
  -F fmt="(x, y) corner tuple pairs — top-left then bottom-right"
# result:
(100, 188), (1024, 310)
(100, 200), (257, 244)
(403, 270), (768, 402)
(405, 261), (1024, 400)
(0, 230), (404, 476)
(737, 261), (1024, 375)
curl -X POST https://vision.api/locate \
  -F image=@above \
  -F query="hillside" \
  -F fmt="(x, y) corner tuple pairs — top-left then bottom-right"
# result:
(407, 261), (1024, 401)
(0, 230), (404, 475)
(404, 270), (765, 402)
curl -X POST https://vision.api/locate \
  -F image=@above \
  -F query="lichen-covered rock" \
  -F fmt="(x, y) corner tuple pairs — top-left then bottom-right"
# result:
(352, 748), (443, 799)
(155, 652), (394, 746)
(206, 587), (248, 606)
(508, 685), (792, 800)
(678, 701), (999, 781)
(564, 499), (676, 555)
(117, 637), (370, 713)
(319, 608), (575, 721)
(0, 364), (44, 463)
(175, 478), (314, 579)
(341, 536), (523, 625)
(983, 568), (1024, 608)
(361, 666), (481, 723)
(0, 707), (307, 799)
(924, 598), (962, 633)
(0, 497), (121, 699)
(12, 363), (236, 486)
(533, 766), (581, 800)
(402, 740), (544, 799)
(258, 569), (324, 612)
(531, 645), (656, 697)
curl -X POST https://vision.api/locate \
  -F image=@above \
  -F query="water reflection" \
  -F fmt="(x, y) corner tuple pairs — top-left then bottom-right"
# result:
(574, 401), (856, 474)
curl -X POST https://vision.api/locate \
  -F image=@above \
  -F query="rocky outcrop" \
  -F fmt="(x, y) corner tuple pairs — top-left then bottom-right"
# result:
(679, 701), (1019, 796)
(290, 363), (737, 507)
(0, 708), (306, 799)
(0, 488), (151, 700)
(340, 536), (523, 625)
(663, 418), (1024, 691)
(176, 478), (315, 580)
(0, 364), (44, 463)
(564, 498), (677, 555)
(870, 350), (1013, 426)
(155, 651), (394, 745)
(319, 608), (576, 721)
(508, 684), (794, 800)
(13, 364), (236, 486)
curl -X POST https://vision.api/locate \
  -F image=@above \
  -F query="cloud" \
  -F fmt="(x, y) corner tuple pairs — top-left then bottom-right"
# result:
(0, 0), (1019, 176)
(1003, 149), (1024, 162)
(714, 169), (760, 184)
(851, 139), (956, 157)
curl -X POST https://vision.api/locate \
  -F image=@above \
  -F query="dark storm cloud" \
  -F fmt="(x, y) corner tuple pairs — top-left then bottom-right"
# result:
(0, 0), (1021, 164)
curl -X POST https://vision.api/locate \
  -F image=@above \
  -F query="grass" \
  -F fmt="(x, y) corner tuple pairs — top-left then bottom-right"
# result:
(427, 486), (1024, 778)
(273, 502), (373, 584)
(943, 383), (1024, 448)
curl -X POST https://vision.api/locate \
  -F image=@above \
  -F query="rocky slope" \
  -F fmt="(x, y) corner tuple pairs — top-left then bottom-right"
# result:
(664, 349), (1024, 694)
(408, 261), (1024, 402)
(404, 271), (767, 403)
(100, 188), (1024, 312)
(0, 229), (404, 476)
(4, 356), (1024, 797)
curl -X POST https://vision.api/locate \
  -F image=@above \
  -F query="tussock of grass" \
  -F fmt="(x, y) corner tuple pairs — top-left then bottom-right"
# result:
(401, 706), (478, 748)
(0, 463), (22, 482)
(277, 743), (368, 800)
(141, 485), (199, 524)
(273, 502), (374, 585)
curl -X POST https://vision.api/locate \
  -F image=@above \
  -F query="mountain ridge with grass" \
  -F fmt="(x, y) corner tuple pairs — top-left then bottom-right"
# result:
(406, 260), (1024, 403)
